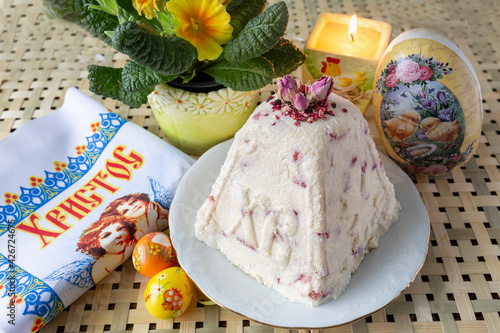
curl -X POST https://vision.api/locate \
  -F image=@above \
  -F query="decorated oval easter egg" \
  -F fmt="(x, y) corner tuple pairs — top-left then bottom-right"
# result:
(132, 232), (176, 278)
(373, 29), (482, 176)
(144, 267), (194, 319)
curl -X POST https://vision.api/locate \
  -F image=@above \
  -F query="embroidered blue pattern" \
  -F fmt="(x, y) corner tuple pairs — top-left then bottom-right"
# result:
(0, 253), (65, 325)
(0, 113), (126, 236)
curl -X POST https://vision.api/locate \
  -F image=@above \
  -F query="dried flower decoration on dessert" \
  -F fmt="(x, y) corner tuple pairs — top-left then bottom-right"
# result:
(307, 76), (334, 102)
(273, 75), (335, 125)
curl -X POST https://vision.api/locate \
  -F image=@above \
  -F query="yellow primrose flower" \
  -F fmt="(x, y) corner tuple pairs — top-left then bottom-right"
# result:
(132, 0), (159, 20)
(167, 0), (233, 61)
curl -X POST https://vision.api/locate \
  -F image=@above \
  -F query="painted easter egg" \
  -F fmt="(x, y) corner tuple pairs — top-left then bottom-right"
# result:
(144, 267), (194, 319)
(373, 29), (482, 176)
(132, 232), (176, 278)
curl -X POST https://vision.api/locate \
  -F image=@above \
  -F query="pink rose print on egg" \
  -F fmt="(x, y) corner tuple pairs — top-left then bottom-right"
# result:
(423, 164), (448, 175)
(446, 162), (457, 170)
(408, 164), (427, 174)
(387, 65), (397, 75)
(419, 65), (433, 80)
(396, 60), (421, 83)
(385, 73), (399, 88)
(376, 54), (453, 95)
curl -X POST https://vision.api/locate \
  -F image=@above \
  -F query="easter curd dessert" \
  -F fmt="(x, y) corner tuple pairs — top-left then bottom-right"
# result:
(195, 76), (401, 306)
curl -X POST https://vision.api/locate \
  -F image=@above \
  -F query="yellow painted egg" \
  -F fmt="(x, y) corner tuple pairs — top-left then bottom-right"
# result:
(144, 267), (194, 319)
(132, 232), (176, 278)
(373, 29), (482, 176)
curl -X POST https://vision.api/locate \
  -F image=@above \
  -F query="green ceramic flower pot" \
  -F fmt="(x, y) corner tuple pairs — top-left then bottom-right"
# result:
(148, 81), (259, 156)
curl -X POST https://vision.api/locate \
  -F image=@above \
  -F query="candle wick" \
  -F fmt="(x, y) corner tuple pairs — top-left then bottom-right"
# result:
(350, 33), (354, 42)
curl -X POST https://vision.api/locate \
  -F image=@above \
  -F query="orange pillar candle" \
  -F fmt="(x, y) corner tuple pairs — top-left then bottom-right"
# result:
(304, 13), (392, 114)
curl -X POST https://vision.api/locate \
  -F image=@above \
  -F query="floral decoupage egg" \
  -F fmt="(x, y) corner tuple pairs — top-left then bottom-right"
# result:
(144, 267), (194, 319)
(373, 29), (482, 176)
(132, 232), (176, 278)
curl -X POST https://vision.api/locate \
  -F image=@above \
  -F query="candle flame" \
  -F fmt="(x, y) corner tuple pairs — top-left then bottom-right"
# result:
(348, 15), (357, 42)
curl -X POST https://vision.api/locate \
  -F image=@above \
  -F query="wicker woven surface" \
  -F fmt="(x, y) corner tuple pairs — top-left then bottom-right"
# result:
(2, 0), (500, 332)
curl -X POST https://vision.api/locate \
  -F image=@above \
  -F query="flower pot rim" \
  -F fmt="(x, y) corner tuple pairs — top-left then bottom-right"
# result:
(166, 73), (225, 93)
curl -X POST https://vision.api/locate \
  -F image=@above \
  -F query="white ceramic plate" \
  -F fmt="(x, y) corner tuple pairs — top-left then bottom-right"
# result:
(170, 139), (429, 329)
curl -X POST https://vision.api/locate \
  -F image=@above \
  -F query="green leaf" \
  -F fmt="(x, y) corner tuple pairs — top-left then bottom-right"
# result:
(224, 1), (288, 63)
(262, 38), (305, 77)
(42, 0), (119, 45)
(88, 0), (119, 16)
(115, 0), (142, 22)
(226, 0), (244, 14)
(204, 57), (273, 91)
(181, 70), (198, 84)
(42, 4), (70, 19)
(87, 65), (150, 108)
(229, 0), (266, 37)
(156, 10), (175, 35)
(112, 21), (197, 76)
(122, 61), (178, 92)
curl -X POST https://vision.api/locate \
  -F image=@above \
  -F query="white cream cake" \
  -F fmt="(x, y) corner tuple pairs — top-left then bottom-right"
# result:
(195, 79), (401, 306)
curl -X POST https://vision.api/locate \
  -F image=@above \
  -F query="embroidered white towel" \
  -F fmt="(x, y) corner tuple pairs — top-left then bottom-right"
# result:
(0, 88), (195, 332)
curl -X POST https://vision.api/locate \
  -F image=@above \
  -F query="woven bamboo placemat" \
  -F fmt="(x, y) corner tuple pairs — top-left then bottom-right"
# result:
(2, 0), (500, 332)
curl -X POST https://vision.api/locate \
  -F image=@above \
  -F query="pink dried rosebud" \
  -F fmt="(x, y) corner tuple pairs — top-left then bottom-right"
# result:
(293, 93), (309, 111)
(277, 75), (299, 103)
(307, 76), (334, 102)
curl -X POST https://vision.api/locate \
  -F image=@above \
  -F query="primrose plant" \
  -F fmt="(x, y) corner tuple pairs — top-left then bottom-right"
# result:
(43, 0), (306, 107)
